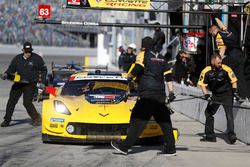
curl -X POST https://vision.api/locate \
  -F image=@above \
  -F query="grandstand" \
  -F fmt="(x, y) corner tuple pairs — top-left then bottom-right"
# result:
(0, 0), (100, 47)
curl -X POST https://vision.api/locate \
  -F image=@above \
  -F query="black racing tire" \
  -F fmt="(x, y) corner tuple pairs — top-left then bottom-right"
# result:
(42, 134), (53, 144)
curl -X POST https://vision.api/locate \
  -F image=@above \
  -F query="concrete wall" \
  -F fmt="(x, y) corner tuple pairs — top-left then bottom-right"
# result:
(0, 44), (97, 57)
(171, 83), (250, 144)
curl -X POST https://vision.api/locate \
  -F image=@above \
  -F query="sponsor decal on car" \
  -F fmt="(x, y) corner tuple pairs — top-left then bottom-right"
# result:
(50, 118), (65, 122)
(73, 75), (127, 81)
(50, 123), (58, 128)
(57, 82), (65, 86)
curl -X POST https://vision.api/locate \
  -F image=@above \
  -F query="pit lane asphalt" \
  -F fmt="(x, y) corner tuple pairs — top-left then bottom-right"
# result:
(1, 55), (250, 167)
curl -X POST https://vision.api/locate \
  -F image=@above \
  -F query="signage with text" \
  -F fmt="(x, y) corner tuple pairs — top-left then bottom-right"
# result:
(38, 4), (51, 18)
(67, 0), (151, 10)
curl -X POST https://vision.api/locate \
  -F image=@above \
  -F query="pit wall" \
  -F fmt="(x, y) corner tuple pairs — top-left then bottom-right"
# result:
(171, 83), (250, 144)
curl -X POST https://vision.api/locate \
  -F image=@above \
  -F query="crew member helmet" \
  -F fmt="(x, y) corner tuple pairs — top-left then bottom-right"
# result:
(128, 43), (137, 52)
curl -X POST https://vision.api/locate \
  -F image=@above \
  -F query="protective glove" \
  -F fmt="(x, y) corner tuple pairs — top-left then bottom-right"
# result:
(204, 94), (212, 101)
(168, 92), (176, 103)
(165, 103), (175, 115)
(38, 88), (44, 94)
(37, 83), (46, 94)
(0, 73), (7, 80)
(127, 73), (134, 82)
(233, 88), (240, 102)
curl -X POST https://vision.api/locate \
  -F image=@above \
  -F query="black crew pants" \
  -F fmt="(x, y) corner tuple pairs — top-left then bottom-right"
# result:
(121, 98), (175, 152)
(4, 82), (39, 122)
(244, 55), (250, 95)
(223, 53), (249, 98)
(204, 94), (235, 137)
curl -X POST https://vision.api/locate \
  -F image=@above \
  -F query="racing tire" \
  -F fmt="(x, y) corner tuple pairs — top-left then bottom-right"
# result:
(42, 134), (53, 144)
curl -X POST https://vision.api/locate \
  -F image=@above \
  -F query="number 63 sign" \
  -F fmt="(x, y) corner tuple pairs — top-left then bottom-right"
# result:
(38, 4), (51, 19)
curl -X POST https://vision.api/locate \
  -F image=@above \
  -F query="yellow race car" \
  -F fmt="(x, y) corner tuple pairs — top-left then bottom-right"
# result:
(42, 71), (178, 143)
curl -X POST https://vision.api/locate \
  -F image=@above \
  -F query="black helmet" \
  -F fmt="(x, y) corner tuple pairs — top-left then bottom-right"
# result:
(141, 36), (154, 50)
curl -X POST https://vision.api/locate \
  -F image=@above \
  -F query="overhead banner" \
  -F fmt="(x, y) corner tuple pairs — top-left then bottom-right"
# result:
(67, 0), (151, 10)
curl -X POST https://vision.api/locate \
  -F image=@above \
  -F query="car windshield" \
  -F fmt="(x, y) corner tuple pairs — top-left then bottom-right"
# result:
(54, 73), (72, 81)
(61, 79), (129, 96)
(53, 70), (76, 81)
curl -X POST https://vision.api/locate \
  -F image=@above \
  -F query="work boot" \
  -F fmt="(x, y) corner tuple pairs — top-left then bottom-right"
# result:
(111, 141), (128, 155)
(1, 120), (10, 127)
(200, 135), (217, 142)
(157, 147), (177, 157)
(31, 113), (41, 126)
(228, 133), (237, 144)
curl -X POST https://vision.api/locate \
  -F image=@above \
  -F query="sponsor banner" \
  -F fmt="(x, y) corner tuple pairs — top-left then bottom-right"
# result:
(67, 0), (151, 10)
(61, 21), (99, 26)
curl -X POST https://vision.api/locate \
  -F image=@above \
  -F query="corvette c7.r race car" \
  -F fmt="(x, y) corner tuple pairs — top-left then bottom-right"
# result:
(42, 71), (178, 143)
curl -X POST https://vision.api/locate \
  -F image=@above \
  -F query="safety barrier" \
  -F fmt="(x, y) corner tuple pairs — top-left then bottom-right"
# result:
(0, 44), (97, 57)
(171, 83), (250, 144)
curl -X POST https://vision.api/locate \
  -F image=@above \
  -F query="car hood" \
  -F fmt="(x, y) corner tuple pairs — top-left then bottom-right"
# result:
(53, 95), (136, 124)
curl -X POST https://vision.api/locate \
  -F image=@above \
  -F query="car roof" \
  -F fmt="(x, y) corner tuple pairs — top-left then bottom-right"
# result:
(69, 71), (128, 81)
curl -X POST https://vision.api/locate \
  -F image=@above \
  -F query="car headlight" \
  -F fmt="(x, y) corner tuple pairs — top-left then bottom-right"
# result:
(54, 100), (71, 115)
